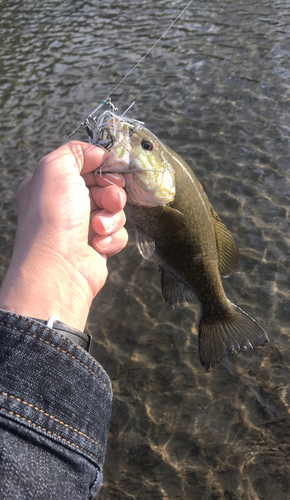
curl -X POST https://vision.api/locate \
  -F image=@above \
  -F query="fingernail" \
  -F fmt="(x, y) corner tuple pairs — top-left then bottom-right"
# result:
(118, 190), (126, 207)
(99, 216), (115, 232)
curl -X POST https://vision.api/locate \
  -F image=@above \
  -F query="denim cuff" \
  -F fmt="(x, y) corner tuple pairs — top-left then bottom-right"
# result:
(0, 309), (112, 470)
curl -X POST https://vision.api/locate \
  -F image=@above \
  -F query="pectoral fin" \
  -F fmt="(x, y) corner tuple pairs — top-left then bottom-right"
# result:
(134, 206), (185, 260)
(210, 207), (240, 278)
(160, 267), (195, 307)
(135, 228), (155, 260)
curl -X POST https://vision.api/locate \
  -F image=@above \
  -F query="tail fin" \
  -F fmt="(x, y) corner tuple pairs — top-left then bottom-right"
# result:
(198, 303), (269, 370)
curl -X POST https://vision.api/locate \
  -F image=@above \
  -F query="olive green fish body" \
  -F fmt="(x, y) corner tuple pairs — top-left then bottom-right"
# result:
(98, 117), (269, 369)
(126, 156), (227, 313)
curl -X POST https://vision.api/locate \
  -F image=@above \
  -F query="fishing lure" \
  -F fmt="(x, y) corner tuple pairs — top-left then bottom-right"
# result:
(66, 0), (195, 143)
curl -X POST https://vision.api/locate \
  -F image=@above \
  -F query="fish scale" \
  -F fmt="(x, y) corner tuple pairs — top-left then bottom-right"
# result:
(92, 111), (269, 369)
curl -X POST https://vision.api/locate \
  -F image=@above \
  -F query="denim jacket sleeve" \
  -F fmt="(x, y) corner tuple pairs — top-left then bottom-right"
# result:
(0, 309), (112, 500)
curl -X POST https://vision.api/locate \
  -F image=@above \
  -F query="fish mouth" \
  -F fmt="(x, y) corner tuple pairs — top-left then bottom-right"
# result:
(91, 110), (146, 176)
(91, 107), (176, 207)
(93, 114), (135, 177)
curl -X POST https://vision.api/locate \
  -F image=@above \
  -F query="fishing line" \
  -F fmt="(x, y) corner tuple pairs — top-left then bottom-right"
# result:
(66, 0), (194, 138)
(104, 0), (195, 102)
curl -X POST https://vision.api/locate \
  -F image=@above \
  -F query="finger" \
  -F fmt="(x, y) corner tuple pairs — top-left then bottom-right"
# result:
(82, 171), (125, 188)
(95, 173), (126, 188)
(90, 185), (126, 213)
(40, 141), (109, 176)
(88, 220), (97, 247)
(92, 227), (128, 256)
(67, 141), (109, 174)
(91, 209), (126, 236)
(82, 172), (96, 187)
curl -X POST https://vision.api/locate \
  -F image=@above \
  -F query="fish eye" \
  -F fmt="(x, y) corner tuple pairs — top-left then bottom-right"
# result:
(141, 139), (153, 151)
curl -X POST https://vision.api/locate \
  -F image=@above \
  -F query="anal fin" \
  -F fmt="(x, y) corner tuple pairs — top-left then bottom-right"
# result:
(160, 267), (195, 307)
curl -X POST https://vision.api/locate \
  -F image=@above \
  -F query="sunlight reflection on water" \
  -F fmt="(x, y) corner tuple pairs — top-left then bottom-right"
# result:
(1, 0), (290, 498)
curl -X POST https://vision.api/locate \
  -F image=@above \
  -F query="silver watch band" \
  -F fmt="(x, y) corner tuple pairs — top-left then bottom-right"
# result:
(30, 316), (93, 353)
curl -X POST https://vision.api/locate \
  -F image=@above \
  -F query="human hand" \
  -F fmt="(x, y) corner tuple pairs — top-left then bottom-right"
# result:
(0, 141), (128, 330)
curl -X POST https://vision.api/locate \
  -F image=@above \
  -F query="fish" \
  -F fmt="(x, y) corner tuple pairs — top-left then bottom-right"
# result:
(92, 111), (269, 369)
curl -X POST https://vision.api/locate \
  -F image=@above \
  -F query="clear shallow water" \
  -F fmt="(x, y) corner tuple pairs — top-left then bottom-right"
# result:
(1, 0), (290, 498)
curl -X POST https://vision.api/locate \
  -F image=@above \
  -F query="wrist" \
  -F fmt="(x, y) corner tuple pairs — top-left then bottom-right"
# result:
(0, 255), (94, 331)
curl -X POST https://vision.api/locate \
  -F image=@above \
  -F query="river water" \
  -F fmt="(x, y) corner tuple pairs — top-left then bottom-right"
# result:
(1, 0), (290, 498)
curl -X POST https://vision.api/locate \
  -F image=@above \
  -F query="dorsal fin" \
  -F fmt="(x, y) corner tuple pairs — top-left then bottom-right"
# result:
(210, 206), (240, 278)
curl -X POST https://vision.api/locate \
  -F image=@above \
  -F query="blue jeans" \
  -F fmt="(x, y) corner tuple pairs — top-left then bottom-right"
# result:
(0, 309), (112, 499)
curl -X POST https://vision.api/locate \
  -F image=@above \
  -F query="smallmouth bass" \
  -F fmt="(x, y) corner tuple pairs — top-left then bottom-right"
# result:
(92, 111), (269, 369)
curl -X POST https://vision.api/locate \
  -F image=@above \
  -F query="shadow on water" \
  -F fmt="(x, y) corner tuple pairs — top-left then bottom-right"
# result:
(1, 0), (290, 498)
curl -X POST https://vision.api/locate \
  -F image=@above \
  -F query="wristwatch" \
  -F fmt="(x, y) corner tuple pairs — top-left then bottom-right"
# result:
(30, 315), (93, 353)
